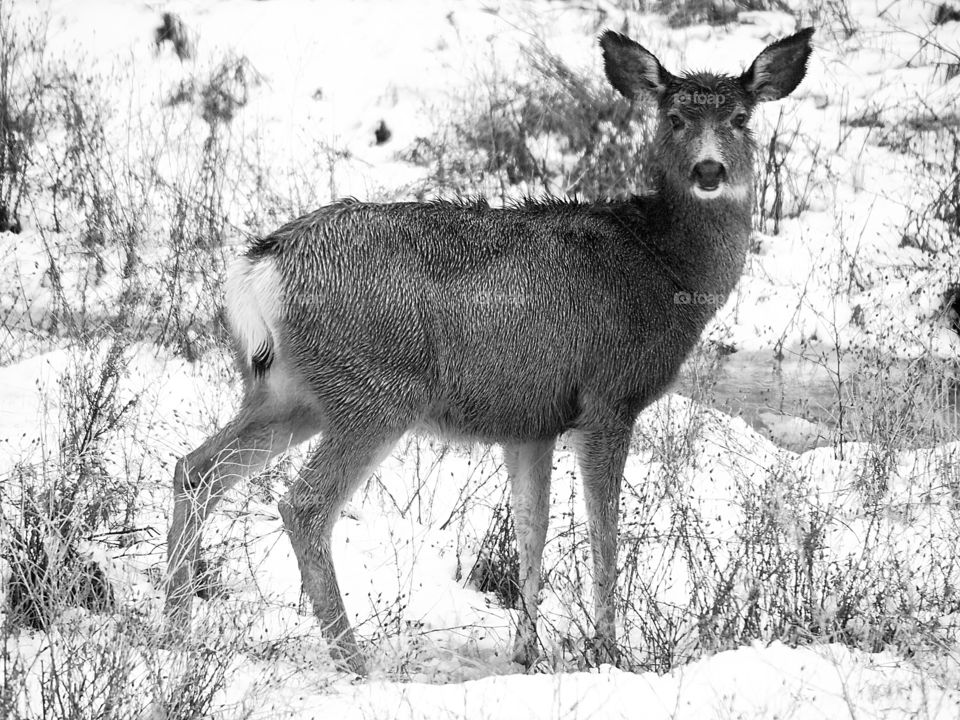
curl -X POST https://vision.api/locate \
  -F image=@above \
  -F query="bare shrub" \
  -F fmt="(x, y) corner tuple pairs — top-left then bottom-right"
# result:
(934, 4), (960, 24)
(37, 69), (158, 348)
(663, 0), (739, 28)
(467, 497), (521, 610)
(1, 620), (142, 720)
(152, 56), (264, 358)
(0, 611), (254, 719)
(3, 476), (116, 631)
(143, 620), (247, 720)
(755, 109), (818, 235)
(51, 73), (142, 259)
(200, 55), (259, 126)
(899, 122), (959, 254)
(648, 0), (791, 28)
(1, 337), (137, 631)
(154, 165), (231, 360)
(0, 0), (48, 233)
(154, 12), (194, 61)
(805, 0), (858, 40)
(407, 43), (653, 201)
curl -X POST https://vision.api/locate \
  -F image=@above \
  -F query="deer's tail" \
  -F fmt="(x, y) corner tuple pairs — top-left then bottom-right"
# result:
(224, 254), (281, 379)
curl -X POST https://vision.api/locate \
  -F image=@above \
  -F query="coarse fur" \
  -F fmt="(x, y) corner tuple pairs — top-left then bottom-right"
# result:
(233, 195), (750, 440)
(167, 27), (814, 674)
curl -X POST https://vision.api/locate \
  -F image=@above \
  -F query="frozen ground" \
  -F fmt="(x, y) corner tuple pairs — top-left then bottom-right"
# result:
(2, 0), (960, 717)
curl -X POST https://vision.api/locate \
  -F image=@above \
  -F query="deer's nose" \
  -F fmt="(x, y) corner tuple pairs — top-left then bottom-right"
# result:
(692, 160), (725, 190)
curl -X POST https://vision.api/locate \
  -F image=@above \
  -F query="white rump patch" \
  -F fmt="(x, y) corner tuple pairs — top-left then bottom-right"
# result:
(224, 255), (282, 364)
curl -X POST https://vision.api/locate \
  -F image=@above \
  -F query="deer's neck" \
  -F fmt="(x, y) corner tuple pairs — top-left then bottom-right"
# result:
(648, 182), (753, 302)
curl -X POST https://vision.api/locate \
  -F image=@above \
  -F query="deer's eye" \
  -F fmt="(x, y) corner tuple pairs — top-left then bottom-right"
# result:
(668, 114), (685, 131)
(732, 112), (748, 129)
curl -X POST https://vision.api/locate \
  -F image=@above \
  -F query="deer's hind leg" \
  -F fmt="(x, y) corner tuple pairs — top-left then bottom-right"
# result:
(166, 393), (321, 629)
(278, 424), (400, 675)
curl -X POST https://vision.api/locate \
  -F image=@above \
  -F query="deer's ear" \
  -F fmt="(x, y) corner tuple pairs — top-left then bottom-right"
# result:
(600, 31), (673, 102)
(740, 27), (814, 103)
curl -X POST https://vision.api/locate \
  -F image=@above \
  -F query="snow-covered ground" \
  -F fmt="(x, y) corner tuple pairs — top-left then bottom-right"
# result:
(2, 0), (960, 717)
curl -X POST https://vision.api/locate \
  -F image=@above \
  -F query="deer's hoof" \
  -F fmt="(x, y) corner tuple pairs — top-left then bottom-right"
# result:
(329, 645), (368, 676)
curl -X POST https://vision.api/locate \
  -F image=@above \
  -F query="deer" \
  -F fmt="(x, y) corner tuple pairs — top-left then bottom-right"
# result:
(166, 27), (813, 674)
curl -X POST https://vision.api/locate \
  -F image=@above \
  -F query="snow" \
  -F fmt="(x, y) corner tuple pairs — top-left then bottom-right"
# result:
(5, 343), (960, 716)
(211, 642), (960, 719)
(3, 0), (960, 717)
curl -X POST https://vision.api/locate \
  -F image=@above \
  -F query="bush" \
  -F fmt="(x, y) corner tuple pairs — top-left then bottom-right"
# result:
(2, 337), (136, 631)
(0, 0), (48, 233)
(154, 12), (194, 62)
(467, 498), (520, 610)
(407, 43), (654, 201)
(3, 476), (115, 632)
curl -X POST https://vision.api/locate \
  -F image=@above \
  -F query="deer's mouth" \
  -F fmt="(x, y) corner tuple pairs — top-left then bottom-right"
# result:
(693, 182), (751, 202)
(692, 185), (722, 199)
